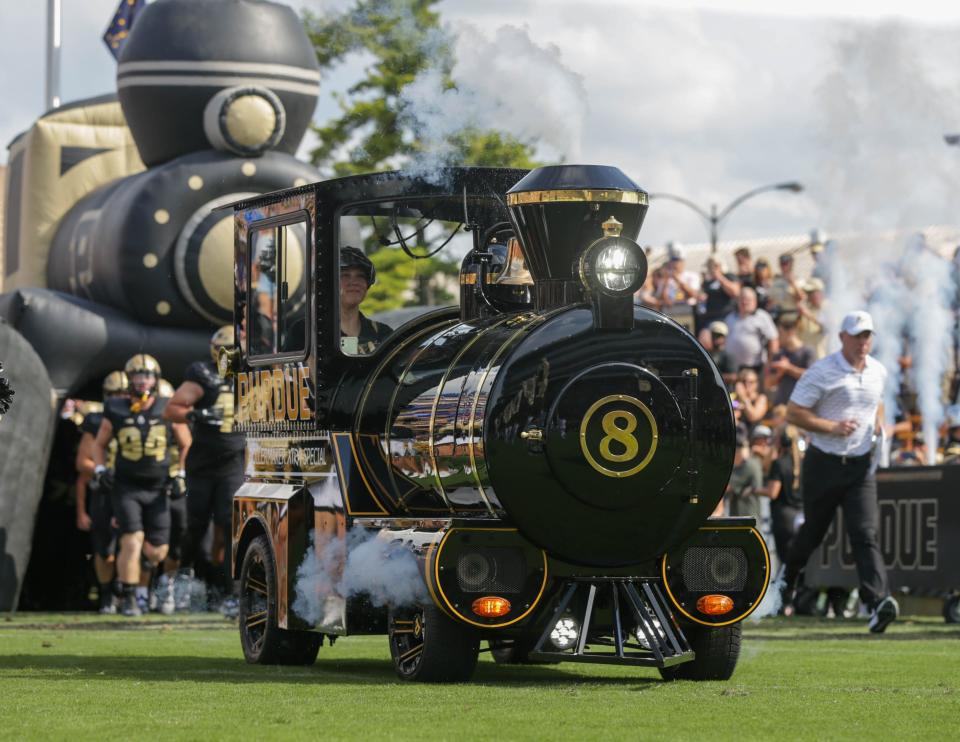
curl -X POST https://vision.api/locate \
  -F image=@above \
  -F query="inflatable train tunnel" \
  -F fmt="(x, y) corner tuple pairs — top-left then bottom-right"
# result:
(0, 0), (323, 609)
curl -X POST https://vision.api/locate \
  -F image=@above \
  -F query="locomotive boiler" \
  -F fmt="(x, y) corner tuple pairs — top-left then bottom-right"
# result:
(225, 164), (770, 682)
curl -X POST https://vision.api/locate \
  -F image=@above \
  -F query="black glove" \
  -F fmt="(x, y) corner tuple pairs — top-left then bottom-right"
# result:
(91, 466), (114, 494)
(186, 406), (224, 426)
(166, 472), (187, 499)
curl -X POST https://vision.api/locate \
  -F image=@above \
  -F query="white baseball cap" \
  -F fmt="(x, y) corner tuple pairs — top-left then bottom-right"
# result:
(840, 310), (874, 335)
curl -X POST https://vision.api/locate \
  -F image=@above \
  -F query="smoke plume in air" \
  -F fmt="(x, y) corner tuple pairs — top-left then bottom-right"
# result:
(812, 23), (959, 451)
(399, 22), (587, 181)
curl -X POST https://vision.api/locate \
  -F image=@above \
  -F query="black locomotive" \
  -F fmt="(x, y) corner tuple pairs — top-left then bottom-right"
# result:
(224, 164), (770, 682)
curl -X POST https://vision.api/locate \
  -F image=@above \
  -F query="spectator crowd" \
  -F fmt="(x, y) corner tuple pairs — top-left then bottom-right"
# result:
(636, 242), (960, 616)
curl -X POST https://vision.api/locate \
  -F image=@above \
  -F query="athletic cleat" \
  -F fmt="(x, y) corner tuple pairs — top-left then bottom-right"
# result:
(122, 595), (142, 618)
(157, 575), (176, 616)
(868, 595), (899, 634)
(219, 596), (240, 619)
(137, 593), (150, 615)
(99, 601), (117, 615)
(174, 570), (194, 612)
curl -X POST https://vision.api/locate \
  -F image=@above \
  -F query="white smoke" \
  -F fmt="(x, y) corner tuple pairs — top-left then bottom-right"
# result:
(750, 575), (783, 621)
(811, 23), (959, 456)
(399, 22), (588, 181)
(900, 236), (954, 461)
(293, 526), (428, 625)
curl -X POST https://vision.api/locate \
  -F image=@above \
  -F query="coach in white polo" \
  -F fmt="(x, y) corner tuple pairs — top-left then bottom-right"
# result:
(782, 310), (898, 633)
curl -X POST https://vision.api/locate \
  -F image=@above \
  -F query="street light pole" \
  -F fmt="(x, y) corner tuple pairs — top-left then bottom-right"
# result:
(650, 181), (804, 254)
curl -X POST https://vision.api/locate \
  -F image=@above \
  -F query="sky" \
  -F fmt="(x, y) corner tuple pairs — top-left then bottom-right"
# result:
(1, 0), (960, 248)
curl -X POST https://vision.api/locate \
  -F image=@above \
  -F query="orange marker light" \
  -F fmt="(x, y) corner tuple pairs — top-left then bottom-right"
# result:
(696, 594), (734, 616)
(471, 596), (512, 618)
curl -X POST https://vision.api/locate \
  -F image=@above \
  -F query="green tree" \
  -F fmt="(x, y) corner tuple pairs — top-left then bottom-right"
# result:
(303, 0), (540, 311)
(304, 0), (539, 177)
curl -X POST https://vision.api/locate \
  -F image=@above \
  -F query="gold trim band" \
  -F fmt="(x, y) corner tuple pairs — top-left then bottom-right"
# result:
(506, 189), (648, 206)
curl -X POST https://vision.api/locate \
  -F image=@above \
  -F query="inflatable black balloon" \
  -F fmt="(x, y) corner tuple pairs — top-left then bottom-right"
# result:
(0, 362), (13, 417)
(0, 0), (324, 609)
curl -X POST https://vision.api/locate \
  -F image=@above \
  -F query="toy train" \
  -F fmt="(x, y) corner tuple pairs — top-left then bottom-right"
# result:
(223, 164), (770, 682)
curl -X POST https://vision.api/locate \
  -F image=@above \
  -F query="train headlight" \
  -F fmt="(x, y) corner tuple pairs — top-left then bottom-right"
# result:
(549, 617), (580, 650)
(595, 242), (641, 292)
(578, 217), (646, 297)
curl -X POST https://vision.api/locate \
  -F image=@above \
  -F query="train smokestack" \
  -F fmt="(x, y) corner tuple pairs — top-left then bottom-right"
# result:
(505, 165), (648, 309)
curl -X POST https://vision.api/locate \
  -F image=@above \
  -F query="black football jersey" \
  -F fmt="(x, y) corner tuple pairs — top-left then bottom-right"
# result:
(184, 361), (244, 475)
(80, 411), (117, 471)
(104, 397), (173, 484)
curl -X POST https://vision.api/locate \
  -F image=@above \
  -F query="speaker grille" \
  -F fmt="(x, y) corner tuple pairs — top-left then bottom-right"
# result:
(456, 547), (526, 593)
(681, 547), (748, 592)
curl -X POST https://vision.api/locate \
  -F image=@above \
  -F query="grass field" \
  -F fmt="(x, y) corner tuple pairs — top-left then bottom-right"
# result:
(0, 613), (956, 740)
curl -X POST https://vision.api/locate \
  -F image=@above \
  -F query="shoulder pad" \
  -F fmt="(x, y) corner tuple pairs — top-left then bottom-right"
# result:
(104, 397), (131, 420)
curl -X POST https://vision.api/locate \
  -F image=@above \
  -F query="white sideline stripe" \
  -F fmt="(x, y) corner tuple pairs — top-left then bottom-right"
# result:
(117, 75), (320, 97)
(118, 60), (320, 82)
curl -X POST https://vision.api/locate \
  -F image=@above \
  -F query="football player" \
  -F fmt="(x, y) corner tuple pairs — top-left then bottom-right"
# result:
(75, 371), (127, 614)
(152, 379), (187, 615)
(164, 326), (244, 615)
(92, 355), (191, 617)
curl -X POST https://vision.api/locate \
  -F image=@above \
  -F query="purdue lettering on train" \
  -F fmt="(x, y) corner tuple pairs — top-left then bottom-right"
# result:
(235, 365), (311, 423)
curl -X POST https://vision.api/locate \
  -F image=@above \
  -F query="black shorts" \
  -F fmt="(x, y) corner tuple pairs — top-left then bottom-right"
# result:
(89, 492), (117, 559)
(168, 494), (188, 559)
(112, 480), (170, 546)
(186, 467), (243, 531)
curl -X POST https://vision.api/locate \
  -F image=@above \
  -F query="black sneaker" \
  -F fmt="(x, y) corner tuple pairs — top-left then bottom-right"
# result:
(868, 596), (899, 633)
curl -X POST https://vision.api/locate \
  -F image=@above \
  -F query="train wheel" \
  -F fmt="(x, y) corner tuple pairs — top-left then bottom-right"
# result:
(239, 535), (320, 665)
(944, 595), (960, 624)
(388, 605), (479, 682)
(658, 623), (741, 681)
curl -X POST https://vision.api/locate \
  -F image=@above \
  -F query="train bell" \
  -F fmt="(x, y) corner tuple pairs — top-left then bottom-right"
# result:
(494, 238), (534, 286)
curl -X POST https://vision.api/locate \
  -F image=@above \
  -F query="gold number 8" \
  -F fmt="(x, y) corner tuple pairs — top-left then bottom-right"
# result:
(599, 410), (639, 462)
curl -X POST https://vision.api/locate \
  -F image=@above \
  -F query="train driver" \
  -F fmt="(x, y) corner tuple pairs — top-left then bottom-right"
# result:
(339, 246), (392, 356)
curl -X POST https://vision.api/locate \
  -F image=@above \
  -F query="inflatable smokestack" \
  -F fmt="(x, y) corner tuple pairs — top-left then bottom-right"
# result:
(45, 0), (322, 329)
(0, 0), (325, 610)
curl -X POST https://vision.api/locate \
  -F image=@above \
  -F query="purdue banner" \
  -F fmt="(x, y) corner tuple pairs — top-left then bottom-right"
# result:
(805, 465), (960, 592)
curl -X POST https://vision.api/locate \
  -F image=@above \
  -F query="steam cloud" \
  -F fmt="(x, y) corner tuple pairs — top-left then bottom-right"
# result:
(750, 575), (784, 622)
(399, 22), (587, 181)
(293, 526), (428, 625)
(813, 23), (960, 461)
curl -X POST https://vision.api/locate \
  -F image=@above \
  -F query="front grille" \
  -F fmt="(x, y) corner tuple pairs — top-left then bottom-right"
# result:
(681, 546), (747, 592)
(456, 546), (526, 593)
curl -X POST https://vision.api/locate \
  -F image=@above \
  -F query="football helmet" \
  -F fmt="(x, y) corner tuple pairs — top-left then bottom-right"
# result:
(124, 354), (161, 400)
(102, 371), (128, 399)
(210, 325), (235, 363)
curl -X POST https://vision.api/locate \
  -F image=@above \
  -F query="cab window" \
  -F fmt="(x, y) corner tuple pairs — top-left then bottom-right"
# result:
(248, 217), (308, 358)
(337, 199), (473, 357)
